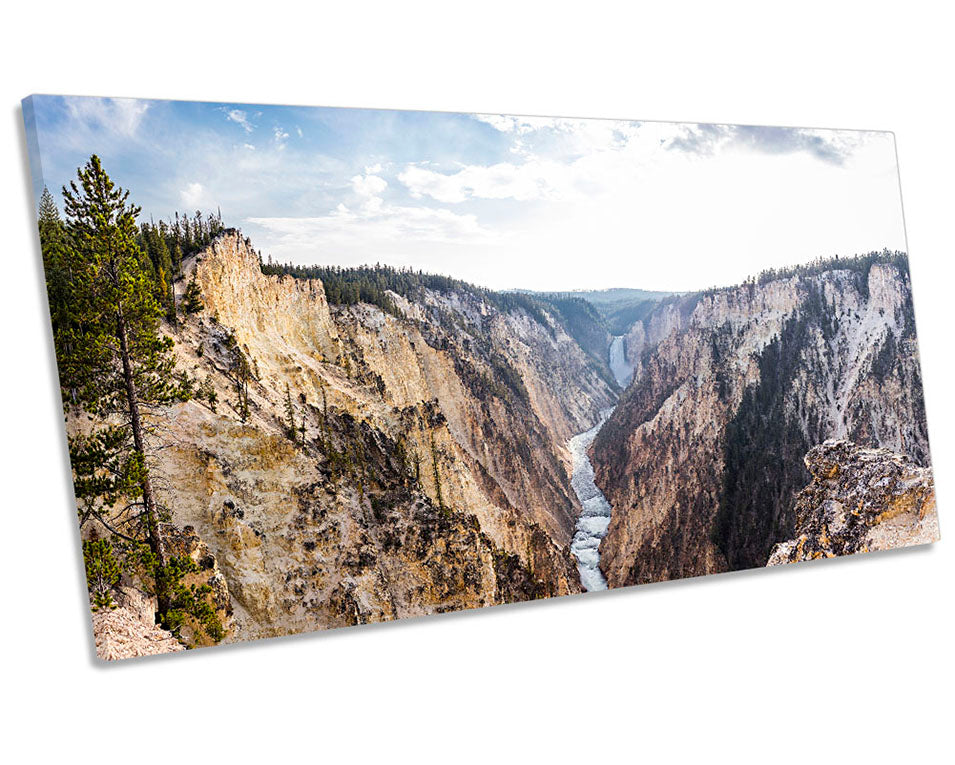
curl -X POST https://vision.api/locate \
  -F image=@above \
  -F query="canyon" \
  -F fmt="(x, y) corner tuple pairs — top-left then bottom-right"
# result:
(86, 232), (935, 656)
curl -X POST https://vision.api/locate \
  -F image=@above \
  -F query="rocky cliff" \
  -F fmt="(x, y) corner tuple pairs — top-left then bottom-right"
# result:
(148, 231), (614, 643)
(621, 294), (697, 380)
(768, 440), (938, 564)
(592, 256), (932, 587)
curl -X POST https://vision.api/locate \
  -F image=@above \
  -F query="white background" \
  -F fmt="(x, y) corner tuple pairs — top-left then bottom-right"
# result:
(2, 2), (952, 762)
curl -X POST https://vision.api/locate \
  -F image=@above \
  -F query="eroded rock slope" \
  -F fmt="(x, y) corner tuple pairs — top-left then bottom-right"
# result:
(592, 257), (932, 587)
(153, 231), (614, 641)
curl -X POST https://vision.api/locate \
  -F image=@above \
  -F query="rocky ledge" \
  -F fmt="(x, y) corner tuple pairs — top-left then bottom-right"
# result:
(92, 605), (185, 661)
(89, 524), (232, 660)
(768, 439), (938, 565)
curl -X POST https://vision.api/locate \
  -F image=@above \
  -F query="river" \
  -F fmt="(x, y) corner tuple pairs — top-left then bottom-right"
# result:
(567, 335), (632, 590)
(568, 407), (615, 591)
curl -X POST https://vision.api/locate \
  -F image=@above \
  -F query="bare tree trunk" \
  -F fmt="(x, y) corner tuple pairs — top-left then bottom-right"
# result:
(117, 305), (169, 615)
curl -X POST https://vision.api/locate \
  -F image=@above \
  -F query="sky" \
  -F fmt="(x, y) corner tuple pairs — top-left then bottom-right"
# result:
(23, 95), (907, 292)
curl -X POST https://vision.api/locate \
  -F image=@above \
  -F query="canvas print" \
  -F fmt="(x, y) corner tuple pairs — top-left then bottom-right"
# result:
(23, 96), (939, 660)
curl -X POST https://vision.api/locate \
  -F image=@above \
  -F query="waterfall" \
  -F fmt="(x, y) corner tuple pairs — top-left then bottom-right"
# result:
(608, 335), (633, 388)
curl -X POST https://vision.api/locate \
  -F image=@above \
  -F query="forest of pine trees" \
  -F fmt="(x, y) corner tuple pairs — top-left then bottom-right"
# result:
(41, 183), (225, 325)
(261, 259), (554, 327)
(137, 207), (224, 319)
(698, 249), (911, 298)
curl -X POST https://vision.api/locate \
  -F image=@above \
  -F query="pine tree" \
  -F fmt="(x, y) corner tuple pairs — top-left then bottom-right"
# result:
(83, 538), (122, 610)
(430, 430), (445, 515)
(284, 383), (297, 443)
(197, 375), (218, 412)
(59, 155), (192, 612)
(318, 381), (330, 451)
(224, 334), (252, 423)
(183, 271), (203, 314)
(170, 241), (183, 277)
(140, 222), (176, 322)
(38, 186), (77, 401)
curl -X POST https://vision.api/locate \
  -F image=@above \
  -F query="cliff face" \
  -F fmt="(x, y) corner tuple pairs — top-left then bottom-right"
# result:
(621, 295), (696, 380)
(152, 232), (613, 641)
(768, 440), (938, 564)
(592, 260), (931, 588)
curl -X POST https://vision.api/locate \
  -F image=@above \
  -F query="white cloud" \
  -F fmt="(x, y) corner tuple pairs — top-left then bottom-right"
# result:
(351, 173), (388, 198)
(224, 108), (254, 133)
(252, 204), (484, 243)
(273, 126), (290, 149)
(145, 132), (348, 229)
(63, 97), (149, 138)
(474, 113), (640, 153)
(400, 116), (657, 204)
(665, 123), (863, 164)
(180, 182), (205, 207)
(387, 122), (904, 290)
(492, 131), (903, 291)
(401, 119), (867, 210)
(231, 115), (901, 292)
(247, 193), (492, 268)
(474, 114), (567, 134)
(400, 161), (570, 203)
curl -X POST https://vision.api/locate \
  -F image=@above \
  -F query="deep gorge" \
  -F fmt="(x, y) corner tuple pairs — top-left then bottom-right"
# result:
(79, 230), (931, 646)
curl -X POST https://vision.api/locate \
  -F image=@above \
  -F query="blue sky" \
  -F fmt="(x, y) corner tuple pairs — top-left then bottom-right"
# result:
(24, 95), (906, 291)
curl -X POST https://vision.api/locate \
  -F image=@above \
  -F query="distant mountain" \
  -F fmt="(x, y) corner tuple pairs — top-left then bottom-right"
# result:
(516, 287), (680, 335)
(555, 287), (678, 307)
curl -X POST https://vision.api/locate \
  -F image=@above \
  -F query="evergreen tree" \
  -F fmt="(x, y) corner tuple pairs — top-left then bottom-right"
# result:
(83, 538), (122, 610)
(139, 221), (176, 321)
(430, 430), (445, 515)
(226, 337), (251, 422)
(38, 187), (77, 401)
(170, 241), (183, 277)
(284, 383), (297, 442)
(197, 375), (218, 412)
(59, 155), (192, 611)
(183, 271), (203, 314)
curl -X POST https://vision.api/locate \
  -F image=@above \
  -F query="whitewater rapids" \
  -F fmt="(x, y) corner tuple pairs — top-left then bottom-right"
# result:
(568, 407), (615, 591)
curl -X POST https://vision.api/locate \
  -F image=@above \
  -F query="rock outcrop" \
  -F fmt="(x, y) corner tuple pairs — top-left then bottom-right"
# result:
(767, 440), (938, 564)
(92, 606), (185, 661)
(592, 257), (932, 587)
(82, 521), (232, 659)
(160, 523), (233, 644)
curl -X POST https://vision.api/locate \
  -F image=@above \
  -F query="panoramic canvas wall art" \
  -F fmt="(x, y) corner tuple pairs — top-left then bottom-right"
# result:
(23, 96), (939, 661)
